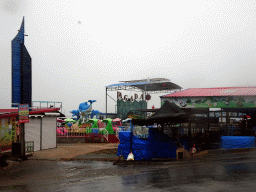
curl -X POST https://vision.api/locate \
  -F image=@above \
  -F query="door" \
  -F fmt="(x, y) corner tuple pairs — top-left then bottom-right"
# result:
(25, 117), (41, 151)
(42, 116), (57, 149)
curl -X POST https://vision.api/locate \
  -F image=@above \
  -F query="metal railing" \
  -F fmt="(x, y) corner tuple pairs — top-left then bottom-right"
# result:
(57, 127), (87, 137)
(102, 129), (108, 142)
(116, 128), (121, 139)
(57, 128), (106, 142)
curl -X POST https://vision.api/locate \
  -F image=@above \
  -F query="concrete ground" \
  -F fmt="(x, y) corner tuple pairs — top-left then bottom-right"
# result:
(28, 143), (119, 161)
(3, 142), (254, 169)
(28, 143), (211, 161)
(2, 148), (256, 191)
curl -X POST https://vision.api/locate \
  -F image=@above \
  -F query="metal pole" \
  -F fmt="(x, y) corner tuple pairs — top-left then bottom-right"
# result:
(106, 87), (107, 119)
(130, 120), (133, 153)
(144, 84), (147, 119)
(20, 39), (26, 159)
(20, 123), (26, 157)
(208, 108), (210, 131)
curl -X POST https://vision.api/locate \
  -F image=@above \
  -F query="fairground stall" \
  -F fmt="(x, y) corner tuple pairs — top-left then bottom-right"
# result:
(117, 100), (218, 160)
(161, 86), (256, 150)
(0, 107), (61, 155)
(116, 86), (256, 161)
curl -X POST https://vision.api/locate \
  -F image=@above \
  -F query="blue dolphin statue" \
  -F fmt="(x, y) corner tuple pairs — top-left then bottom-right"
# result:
(90, 110), (101, 119)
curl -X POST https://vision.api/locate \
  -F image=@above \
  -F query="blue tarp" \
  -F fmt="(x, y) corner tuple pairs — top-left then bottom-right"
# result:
(220, 136), (255, 149)
(117, 129), (178, 160)
(119, 131), (131, 143)
(148, 129), (177, 159)
(117, 133), (152, 160)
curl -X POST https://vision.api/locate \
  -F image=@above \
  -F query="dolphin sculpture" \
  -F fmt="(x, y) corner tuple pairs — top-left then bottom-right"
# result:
(90, 110), (101, 119)
(70, 110), (80, 120)
(79, 100), (96, 112)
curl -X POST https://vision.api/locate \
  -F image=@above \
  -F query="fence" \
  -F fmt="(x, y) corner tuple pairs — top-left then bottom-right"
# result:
(57, 127), (109, 143)
(57, 127), (87, 137)
(102, 129), (108, 142)
(116, 128), (121, 139)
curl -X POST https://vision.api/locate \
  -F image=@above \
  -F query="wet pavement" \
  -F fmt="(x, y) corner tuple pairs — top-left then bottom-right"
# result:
(1, 150), (256, 191)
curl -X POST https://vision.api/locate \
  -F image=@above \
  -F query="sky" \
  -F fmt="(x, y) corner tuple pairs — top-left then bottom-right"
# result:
(1, 0), (256, 117)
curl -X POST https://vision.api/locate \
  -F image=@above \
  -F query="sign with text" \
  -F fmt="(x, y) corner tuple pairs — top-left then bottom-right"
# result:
(117, 91), (144, 102)
(18, 104), (29, 123)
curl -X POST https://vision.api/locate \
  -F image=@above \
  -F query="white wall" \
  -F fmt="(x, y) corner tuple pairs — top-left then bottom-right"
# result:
(42, 116), (56, 150)
(25, 118), (41, 151)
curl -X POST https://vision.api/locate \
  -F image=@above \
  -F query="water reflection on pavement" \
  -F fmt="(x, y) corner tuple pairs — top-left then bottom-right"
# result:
(1, 151), (256, 192)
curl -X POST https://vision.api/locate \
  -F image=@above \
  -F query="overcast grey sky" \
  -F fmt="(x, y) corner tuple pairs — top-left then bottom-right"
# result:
(1, 0), (256, 117)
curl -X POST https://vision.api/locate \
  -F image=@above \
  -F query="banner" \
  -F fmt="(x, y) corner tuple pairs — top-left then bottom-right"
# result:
(18, 104), (29, 123)
(162, 96), (256, 108)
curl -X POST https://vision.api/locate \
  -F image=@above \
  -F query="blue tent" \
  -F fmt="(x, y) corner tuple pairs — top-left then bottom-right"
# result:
(220, 136), (255, 149)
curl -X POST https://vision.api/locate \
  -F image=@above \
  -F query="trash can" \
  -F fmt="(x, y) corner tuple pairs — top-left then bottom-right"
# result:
(12, 142), (21, 157)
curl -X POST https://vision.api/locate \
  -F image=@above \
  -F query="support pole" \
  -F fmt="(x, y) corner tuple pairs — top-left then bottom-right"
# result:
(130, 121), (133, 153)
(106, 87), (107, 119)
(226, 110), (229, 132)
(188, 109), (192, 137)
(208, 108), (210, 131)
(20, 123), (26, 158)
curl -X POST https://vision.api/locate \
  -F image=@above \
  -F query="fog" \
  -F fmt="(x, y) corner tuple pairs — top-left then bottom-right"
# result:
(1, 0), (256, 117)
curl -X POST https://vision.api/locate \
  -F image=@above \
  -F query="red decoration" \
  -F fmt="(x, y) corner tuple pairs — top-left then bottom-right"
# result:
(152, 105), (155, 109)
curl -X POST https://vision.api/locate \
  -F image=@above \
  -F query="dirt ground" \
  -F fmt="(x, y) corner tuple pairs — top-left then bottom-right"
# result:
(30, 143), (119, 160)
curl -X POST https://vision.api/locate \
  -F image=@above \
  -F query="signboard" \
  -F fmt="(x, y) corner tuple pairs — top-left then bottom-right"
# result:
(162, 96), (256, 108)
(117, 91), (147, 119)
(117, 91), (144, 102)
(18, 104), (29, 123)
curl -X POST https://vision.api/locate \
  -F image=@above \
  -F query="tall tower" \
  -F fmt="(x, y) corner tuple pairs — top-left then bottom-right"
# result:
(11, 17), (32, 108)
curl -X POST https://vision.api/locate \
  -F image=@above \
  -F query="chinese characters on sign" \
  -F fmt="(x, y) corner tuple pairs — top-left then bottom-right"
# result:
(18, 104), (29, 123)
(117, 91), (144, 102)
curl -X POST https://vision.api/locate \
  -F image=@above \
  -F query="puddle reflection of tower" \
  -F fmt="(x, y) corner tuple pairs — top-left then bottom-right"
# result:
(11, 17), (32, 108)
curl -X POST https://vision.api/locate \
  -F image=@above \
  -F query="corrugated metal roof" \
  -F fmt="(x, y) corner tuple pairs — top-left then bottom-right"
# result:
(106, 80), (182, 92)
(106, 81), (148, 88)
(161, 86), (256, 98)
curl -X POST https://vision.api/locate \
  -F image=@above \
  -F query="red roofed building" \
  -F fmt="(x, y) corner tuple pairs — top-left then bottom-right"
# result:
(0, 108), (61, 153)
(160, 86), (256, 140)
(161, 86), (256, 98)
(160, 87), (256, 110)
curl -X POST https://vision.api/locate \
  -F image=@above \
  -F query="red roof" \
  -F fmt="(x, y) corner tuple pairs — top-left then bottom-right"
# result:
(0, 109), (17, 113)
(0, 108), (60, 118)
(162, 86), (256, 98)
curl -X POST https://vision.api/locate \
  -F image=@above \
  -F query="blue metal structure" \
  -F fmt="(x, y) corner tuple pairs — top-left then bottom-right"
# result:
(11, 17), (32, 107)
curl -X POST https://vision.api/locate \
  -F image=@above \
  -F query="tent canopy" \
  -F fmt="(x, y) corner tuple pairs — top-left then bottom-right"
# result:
(132, 101), (189, 125)
(106, 78), (182, 92)
(132, 101), (219, 125)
